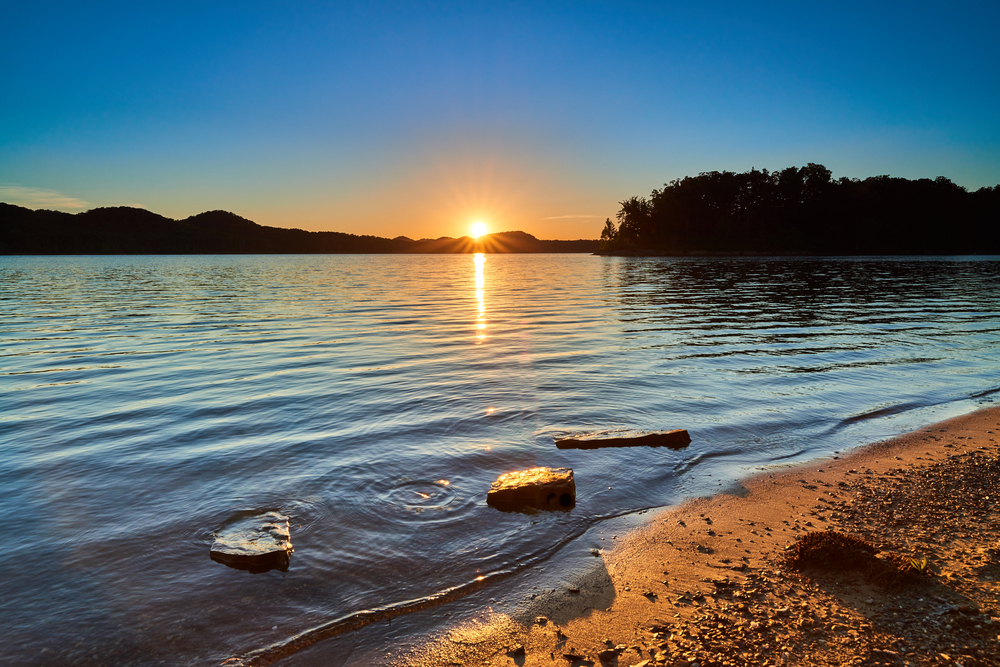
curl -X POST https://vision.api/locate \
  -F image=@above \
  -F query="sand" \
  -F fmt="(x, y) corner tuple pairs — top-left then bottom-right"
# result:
(397, 406), (1000, 667)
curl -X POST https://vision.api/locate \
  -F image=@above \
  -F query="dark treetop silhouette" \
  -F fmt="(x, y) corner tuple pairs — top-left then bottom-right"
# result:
(598, 164), (1000, 255)
(0, 204), (598, 254)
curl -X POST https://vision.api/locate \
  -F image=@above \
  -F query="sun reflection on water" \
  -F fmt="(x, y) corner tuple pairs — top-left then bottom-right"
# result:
(474, 253), (486, 343)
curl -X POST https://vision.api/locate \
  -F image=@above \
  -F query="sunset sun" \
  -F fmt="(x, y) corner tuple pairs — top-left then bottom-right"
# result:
(471, 221), (488, 238)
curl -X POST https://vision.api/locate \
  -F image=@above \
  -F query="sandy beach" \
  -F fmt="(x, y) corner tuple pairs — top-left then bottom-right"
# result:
(398, 406), (1000, 667)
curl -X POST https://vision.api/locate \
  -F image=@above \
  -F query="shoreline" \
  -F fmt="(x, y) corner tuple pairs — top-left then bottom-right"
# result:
(395, 405), (1000, 666)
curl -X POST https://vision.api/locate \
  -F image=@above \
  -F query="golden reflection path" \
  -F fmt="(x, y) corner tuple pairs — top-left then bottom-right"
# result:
(474, 253), (486, 343)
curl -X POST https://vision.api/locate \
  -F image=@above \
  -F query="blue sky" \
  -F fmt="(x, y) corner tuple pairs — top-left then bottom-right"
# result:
(2, 1), (998, 239)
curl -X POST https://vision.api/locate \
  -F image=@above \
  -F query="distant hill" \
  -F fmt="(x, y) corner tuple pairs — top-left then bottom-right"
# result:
(0, 204), (599, 254)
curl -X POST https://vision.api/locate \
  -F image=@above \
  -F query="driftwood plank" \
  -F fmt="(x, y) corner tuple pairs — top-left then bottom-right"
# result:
(556, 429), (691, 450)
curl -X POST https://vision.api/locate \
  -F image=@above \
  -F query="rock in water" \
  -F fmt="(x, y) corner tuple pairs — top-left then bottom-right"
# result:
(555, 429), (691, 450)
(210, 512), (293, 572)
(486, 467), (575, 512)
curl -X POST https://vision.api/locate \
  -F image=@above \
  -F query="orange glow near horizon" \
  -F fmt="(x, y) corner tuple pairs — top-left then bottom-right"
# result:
(225, 152), (616, 240)
(471, 221), (488, 238)
(174, 150), (617, 240)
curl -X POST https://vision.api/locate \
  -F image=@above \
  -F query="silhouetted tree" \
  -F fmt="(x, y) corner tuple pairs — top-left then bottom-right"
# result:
(599, 218), (617, 252)
(616, 196), (652, 248)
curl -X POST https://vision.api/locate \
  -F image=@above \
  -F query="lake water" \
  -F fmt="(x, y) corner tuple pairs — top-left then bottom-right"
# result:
(2, 254), (999, 666)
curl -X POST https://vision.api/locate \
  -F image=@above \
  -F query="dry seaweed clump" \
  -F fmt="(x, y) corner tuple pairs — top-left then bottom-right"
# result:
(868, 552), (930, 590)
(784, 530), (929, 591)
(783, 530), (879, 572)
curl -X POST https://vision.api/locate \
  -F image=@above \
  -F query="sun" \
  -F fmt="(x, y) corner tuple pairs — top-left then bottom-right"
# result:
(471, 221), (488, 238)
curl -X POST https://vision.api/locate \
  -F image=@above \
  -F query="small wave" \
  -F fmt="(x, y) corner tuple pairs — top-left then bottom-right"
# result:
(837, 401), (926, 426)
(672, 447), (750, 474)
(784, 357), (941, 374)
(1, 364), (123, 376)
(9, 380), (87, 391)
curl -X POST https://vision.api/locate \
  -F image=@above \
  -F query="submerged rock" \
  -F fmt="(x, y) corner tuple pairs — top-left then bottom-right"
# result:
(486, 467), (576, 512)
(555, 429), (691, 450)
(210, 511), (293, 573)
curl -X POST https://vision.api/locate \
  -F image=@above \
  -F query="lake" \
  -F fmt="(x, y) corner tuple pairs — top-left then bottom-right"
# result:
(2, 254), (999, 666)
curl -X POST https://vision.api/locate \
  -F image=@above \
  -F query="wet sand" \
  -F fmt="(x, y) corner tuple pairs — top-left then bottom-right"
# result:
(397, 406), (1000, 667)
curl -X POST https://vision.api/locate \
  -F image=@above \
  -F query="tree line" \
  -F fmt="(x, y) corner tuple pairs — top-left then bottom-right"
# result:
(599, 164), (1000, 255)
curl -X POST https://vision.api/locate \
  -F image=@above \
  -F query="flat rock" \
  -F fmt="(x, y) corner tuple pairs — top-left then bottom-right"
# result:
(210, 511), (293, 572)
(486, 467), (575, 512)
(555, 429), (691, 450)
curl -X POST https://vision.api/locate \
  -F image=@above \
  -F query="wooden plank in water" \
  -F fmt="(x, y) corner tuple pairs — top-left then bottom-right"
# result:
(555, 429), (691, 450)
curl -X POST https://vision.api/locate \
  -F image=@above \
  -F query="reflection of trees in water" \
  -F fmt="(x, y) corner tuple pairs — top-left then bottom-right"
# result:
(606, 257), (1000, 335)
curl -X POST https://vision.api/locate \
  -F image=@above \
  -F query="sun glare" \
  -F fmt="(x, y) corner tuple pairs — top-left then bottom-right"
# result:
(471, 221), (488, 238)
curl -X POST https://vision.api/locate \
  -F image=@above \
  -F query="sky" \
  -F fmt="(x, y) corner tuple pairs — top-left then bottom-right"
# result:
(2, 1), (998, 240)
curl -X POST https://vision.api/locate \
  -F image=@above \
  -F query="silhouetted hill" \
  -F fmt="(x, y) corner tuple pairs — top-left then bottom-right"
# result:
(599, 164), (1000, 255)
(409, 230), (597, 254)
(0, 204), (599, 254)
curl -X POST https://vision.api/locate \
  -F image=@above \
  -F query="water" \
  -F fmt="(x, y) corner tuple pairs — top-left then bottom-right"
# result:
(2, 254), (999, 666)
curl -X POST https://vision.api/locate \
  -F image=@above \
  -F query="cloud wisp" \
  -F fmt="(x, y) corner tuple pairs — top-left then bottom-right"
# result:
(0, 185), (93, 211)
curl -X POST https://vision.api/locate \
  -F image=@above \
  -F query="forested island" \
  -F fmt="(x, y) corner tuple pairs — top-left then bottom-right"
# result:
(599, 164), (1000, 255)
(0, 203), (598, 254)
